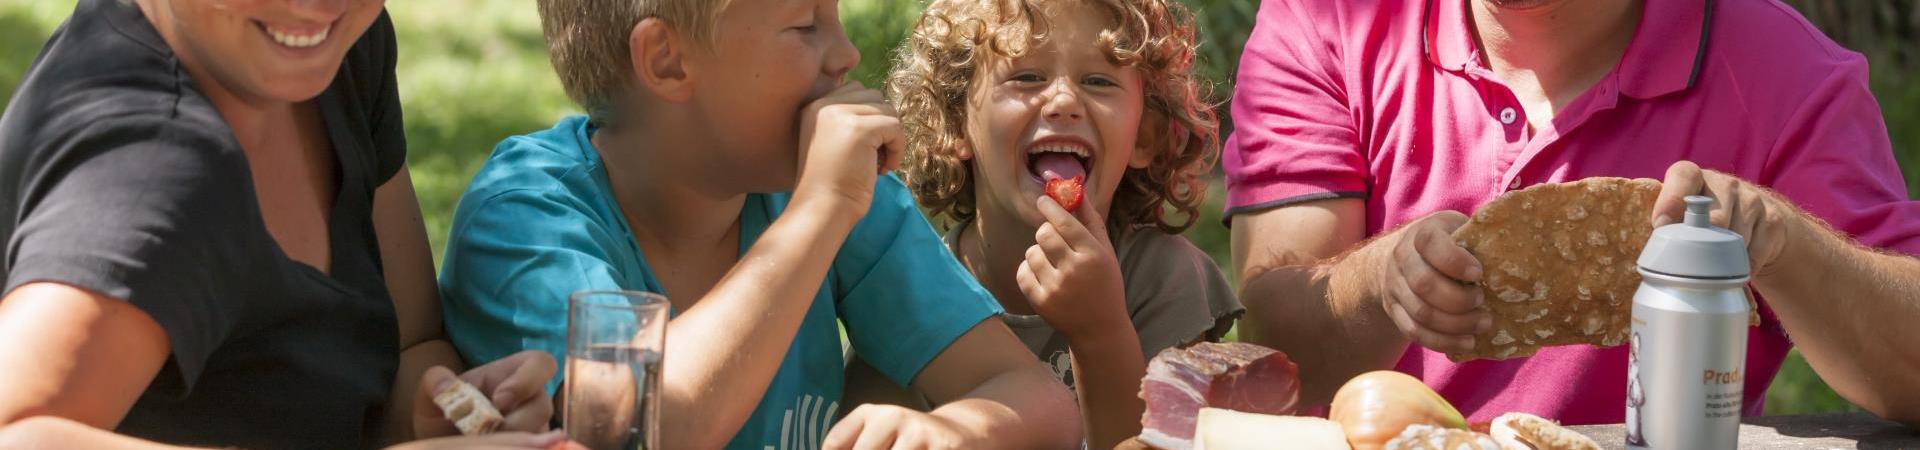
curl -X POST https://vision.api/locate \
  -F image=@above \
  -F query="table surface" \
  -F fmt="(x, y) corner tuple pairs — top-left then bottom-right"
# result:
(1116, 413), (1918, 449)
(1566, 413), (1919, 449)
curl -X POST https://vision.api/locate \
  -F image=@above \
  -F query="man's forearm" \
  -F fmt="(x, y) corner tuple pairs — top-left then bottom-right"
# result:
(658, 198), (863, 447)
(1754, 215), (1920, 424)
(1066, 326), (1147, 450)
(1240, 260), (1409, 409)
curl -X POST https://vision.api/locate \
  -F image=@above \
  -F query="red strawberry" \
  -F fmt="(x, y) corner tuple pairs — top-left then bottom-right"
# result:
(1045, 176), (1085, 213)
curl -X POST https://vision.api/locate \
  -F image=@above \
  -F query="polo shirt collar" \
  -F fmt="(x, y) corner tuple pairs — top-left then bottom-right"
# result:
(1423, 0), (1713, 99)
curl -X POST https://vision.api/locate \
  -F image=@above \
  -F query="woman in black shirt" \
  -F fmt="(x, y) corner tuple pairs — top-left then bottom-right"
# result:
(0, 0), (561, 448)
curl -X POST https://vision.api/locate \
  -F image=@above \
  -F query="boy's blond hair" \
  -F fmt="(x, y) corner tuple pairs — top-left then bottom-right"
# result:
(537, 0), (732, 126)
(891, 0), (1220, 234)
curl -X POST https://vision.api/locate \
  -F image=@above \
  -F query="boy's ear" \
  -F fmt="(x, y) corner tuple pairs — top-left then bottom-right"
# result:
(1129, 111), (1170, 169)
(629, 17), (695, 103)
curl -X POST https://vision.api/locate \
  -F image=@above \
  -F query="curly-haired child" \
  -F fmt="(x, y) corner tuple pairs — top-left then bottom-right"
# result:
(846, 0), (1243, 447)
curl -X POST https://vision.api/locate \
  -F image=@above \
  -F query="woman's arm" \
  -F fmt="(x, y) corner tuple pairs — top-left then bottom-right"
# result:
(378, 168), (557, 441)
(374, 167), (472, 444)
(0, 283), (189, 448)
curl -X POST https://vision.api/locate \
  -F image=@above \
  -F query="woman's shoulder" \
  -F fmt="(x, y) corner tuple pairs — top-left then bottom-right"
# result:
(1, 0), (235, 162)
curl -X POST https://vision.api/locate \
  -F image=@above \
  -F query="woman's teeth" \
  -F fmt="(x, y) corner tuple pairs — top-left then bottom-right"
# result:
(268, 26), (329, 48)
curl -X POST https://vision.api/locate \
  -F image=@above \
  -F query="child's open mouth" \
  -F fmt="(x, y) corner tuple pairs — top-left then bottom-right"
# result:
(1026, 138), (1092, 184)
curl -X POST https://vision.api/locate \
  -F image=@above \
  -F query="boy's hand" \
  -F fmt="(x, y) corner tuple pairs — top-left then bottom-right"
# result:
(821, 404), (984, 450)
(794, 82), (906, 218)
(412, 351), (558, 438)
(1016, 195), (1130, 343)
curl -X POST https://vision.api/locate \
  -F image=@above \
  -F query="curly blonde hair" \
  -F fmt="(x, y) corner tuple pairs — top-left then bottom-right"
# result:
(890, 0), (1219, 234)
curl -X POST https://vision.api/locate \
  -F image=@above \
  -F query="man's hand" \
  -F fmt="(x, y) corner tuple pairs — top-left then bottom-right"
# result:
(821, 404), (984, 450)
(794, 81), (906, 217)
(1651, 161), (1797, 277)
(413, 351), (558, 438)
(1331, 211), (1489, 354)
(1016, 195), (1130, 342)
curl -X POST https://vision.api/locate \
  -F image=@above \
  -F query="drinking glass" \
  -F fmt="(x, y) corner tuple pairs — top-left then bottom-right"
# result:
(564, 290), (668, 450)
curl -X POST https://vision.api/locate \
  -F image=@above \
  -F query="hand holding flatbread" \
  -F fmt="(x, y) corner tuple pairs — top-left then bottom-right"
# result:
(1448, 178), (1758, 362)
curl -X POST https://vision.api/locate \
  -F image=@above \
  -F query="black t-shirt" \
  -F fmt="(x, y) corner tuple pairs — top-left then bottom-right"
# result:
(0, 0), (405, 447)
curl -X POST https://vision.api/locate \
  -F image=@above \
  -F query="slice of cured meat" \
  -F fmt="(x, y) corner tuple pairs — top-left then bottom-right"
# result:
(1138, 342), (1300, 450)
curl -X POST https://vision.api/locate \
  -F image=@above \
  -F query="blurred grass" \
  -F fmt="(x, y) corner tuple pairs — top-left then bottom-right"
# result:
(0, 0), (1901, 417)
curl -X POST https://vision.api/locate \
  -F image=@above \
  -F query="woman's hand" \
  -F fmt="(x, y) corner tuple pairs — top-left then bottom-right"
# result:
(412, 351), (558, 438)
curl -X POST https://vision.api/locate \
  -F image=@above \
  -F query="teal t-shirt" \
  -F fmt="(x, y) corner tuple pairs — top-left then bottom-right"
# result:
(439, 115), (1003, 450)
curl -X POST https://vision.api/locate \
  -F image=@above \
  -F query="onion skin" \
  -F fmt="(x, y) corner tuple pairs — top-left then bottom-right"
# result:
(1328, 371), (1469, 450)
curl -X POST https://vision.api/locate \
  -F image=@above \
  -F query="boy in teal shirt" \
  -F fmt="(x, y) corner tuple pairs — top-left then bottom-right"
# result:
(437, 0), (1079, 449)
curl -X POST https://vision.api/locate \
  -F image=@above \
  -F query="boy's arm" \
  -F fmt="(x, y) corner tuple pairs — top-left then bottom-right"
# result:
(827, 320), (1082, 450)
(655, 197), (864, 447)
(657, 83), (906, 448)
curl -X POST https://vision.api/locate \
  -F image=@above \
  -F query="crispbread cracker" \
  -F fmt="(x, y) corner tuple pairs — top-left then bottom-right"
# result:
(1385, 424), (1499, 450)
(1448, 178), (1660, 362)
(433, 378), (503, 435)
(1490, 412), (1602, 450)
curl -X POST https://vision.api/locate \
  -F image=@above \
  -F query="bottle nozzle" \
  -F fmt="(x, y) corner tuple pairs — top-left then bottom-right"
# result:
(1684, 195), (1714, 228)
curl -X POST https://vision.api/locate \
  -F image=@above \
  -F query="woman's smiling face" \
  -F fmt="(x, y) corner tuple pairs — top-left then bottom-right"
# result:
(962, 4), (1152, 227)
(145, 0), (389, 104)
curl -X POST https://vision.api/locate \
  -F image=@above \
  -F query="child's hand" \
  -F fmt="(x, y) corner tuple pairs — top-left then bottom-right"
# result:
(821, 404), (984, 450)
(1015, 195), (1130, 343)
(794, 82), (906, 218)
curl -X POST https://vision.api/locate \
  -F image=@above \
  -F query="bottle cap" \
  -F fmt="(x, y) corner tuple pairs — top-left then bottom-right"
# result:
(1637, 196), (1750, 279)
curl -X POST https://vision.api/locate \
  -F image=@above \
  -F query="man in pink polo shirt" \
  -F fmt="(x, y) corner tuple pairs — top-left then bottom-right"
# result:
(1226, 0), (1920, 425)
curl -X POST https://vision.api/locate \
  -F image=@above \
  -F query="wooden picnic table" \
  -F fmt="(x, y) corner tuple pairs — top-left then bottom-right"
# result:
(1567, 413), (1920, 449)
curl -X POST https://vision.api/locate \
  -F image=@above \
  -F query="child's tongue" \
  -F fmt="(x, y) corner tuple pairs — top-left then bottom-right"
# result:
(1032, 153), (1086, 182)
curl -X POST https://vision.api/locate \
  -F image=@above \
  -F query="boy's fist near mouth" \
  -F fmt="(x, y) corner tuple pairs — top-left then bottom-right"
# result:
(795, 82), (906, 217)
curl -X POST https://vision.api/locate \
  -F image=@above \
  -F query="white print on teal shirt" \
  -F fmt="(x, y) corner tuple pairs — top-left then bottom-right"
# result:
(768, 394), (838, 450)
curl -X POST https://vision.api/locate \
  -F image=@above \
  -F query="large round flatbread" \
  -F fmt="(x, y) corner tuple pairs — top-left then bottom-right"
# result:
(1448, 178), (1660, 362)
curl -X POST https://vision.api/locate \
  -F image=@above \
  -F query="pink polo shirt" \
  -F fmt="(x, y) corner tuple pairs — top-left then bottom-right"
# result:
(1224, 0), (1920, 424)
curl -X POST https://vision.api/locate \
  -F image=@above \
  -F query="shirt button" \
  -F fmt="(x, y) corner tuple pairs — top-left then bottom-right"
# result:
(1499, 107), (1518, 125)
(1509, 179), (1522, 189)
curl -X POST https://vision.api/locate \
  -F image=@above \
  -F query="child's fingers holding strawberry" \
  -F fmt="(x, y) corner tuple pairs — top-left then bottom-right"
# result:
(1017, 245), (1058, 299)
(1033, 192), (1107, 255)
(1032, 221), (1074, 263)
(1017, 195), (1129, 341)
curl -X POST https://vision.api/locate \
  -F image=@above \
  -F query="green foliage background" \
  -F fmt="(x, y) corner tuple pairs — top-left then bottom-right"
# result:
(4, 0), (1908, 417)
